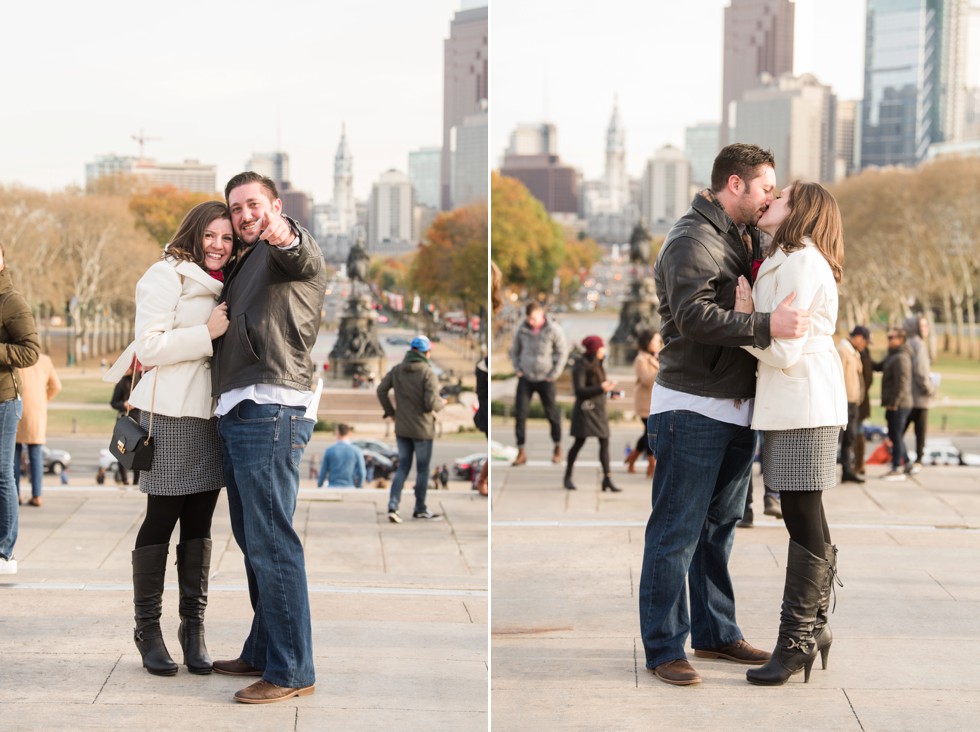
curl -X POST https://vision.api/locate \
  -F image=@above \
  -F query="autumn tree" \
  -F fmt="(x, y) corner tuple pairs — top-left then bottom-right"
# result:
(490, 173), (565, 295)
(410, 200), (488, 326)
(130, 185), (219, 247)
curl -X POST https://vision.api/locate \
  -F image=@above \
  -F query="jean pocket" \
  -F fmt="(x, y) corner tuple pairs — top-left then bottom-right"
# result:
(290, 416), (315, 467)
(235, 400), (280, 422)
(646, 413), (661, 454)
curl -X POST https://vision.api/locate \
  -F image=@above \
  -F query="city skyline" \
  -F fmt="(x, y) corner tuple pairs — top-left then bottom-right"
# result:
(1, 0), (470, 203)
(491, 0), (870, 181)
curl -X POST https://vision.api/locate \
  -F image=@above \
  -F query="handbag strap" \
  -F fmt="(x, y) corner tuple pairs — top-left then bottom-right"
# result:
(144, 369), (158, 445)
(125, 360), (158, 445)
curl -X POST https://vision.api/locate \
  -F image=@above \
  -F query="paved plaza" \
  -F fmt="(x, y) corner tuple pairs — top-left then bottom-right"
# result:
(490, 424), (980, 731)
(0, 471), (488, 731)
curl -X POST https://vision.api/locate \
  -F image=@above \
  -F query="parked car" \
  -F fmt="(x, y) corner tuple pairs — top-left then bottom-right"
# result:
(352, 439), (398, 462)
(454, 452), (487, 481)
(862, 423), (887, 443)
(43, 446), (71, 475)
(909, 440), (980, 467)
(363, 449), (396, 480)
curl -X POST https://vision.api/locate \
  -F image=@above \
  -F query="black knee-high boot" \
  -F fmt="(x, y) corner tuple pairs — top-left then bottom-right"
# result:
(746, 540), (828, 686)
(132, 543), (178, 676)
(812, 542), (840, 670)
(176, 538), (213, 674)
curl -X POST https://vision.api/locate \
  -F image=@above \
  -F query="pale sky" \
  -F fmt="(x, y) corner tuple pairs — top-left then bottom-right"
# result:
(0, 0), (466, 202)
(491, 0), (870, 180)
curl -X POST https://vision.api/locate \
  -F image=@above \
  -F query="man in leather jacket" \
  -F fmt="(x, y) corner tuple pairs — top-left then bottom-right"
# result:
(638, 144), (810, 686)
(210, 172), (326, 704)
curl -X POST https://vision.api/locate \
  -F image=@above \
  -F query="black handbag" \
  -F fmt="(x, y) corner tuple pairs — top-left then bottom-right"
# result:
(110, 415), (155, 470)
(109, 368), (157, 471)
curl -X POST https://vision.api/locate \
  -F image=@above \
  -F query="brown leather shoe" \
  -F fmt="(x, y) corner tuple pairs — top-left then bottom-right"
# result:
(552, 444), (562, 463)
(653, 659), (701, 686)
(512, 448), (527, 466)
(234, 679), (315, 704)
(694, 639), (770, 665)
(28, 496), (42, 507)
(213, 657), (264, 676)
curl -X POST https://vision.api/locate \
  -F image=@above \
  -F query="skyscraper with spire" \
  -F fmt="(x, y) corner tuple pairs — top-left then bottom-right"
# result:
(603, 98), (629, 211)
(333, 124), (356, 235)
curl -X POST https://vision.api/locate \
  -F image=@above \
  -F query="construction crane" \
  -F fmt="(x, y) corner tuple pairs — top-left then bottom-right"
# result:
(131, 129), (161, 161)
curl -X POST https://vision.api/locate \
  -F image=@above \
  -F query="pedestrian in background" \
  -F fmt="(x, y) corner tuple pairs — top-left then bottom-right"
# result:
(317, 423), (365, 488)
(0, 242), (40, 576)
(902, 314), (936, 473)
(879, 328), (914, 480)
(377, 335), (446, 522)
(563, 336), (619, 492)
(16, 353), (61, 506)
(837, 326), (870, 483)
(509, 302), (568, 466)
(626, 329), (660, 478)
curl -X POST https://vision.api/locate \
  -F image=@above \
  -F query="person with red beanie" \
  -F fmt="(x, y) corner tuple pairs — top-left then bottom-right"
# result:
(564, 336), (620, 492)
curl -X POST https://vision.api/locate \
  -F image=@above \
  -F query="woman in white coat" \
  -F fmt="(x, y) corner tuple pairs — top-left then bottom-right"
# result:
(104, 201), (233, 677)
(733, 182), (847, 686)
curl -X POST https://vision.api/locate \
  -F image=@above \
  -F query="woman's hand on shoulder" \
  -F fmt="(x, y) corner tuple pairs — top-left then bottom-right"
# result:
(734, 276), (754, 314)
(207, 302), (229, 340)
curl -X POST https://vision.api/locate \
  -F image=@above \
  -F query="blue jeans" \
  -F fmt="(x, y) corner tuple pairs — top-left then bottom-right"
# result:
(639, 410), (754, 669)
(15, 443), (44, 499)
(388, 437), (433, 514)
(886, 407), (911, 470)
(0, 399), (24, 559)
(218, 400), (316, 688)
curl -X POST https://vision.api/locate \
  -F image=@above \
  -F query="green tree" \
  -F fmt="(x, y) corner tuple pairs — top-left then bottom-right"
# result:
(490, 173), (565, 295)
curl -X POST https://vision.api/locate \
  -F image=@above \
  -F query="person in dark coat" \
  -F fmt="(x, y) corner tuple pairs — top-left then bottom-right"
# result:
(564, 335), (620, 492)
(879, 328), (914, 480)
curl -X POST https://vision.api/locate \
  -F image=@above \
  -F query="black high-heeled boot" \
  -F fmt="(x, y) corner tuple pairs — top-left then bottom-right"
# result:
(176, 538), (213, 675)
(601, 475), (621, 492)
(563, 465), (577, 490)
(813, 542), (841, 670)
(132, 543), (178, 676)
(746, 541), (829, 686)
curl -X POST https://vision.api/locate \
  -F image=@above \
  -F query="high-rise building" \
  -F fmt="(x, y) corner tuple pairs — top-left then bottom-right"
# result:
(506, 123), (558, 157)
(408, 146), (442, 210)
(85, 155), (216, 194)
(861, 0), (968, 168)
(451, 107), (489, 206)
(736, 72), (837, 183)
(367, 169), (415, 253)
(500, 154), (579, 215)
(721, 0), (795, 147)
(441, 3), (488, 210)
(640, 145), (691, 227)
(582, 99), (639, 242)
(333, 126), (356, 235)
(684, 122), (720, 188)
(835, 100), (860, 179)
(245, 151), (290, 187)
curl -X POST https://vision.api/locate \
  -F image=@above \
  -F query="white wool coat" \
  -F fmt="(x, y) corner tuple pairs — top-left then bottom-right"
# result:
(744, 238), (848, 431)
(104, 257), (222, 419)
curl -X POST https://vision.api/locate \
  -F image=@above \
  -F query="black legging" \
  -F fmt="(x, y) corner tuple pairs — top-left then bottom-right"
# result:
(567, 436), (611, 476)
(135, 490), (221, 548)
(779, 490), (831, 557)
(633, 416), (651, 456)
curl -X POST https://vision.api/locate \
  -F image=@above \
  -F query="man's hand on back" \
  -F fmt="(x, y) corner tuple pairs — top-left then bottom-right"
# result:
(770, 292), (810, 339)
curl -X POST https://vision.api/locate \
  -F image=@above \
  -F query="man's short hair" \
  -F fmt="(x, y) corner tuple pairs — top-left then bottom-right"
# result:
(525, 302), (544, 317)
(710, 144), (776, 193)
(336, 423), (350, 437)
(224, 171), (279, 204)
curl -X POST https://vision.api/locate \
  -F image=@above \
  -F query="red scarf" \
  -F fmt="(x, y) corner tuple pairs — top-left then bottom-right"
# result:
(208, 269), (225, 282)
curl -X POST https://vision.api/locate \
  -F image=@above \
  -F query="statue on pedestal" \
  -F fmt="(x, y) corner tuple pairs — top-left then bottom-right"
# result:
(610, 220), (661, 366)
(328, 229), (387, 380)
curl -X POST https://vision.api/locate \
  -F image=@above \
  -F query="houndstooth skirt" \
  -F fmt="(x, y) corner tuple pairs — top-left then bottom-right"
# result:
(137, 412), (224, 496)
(762, 426), (841, 492)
